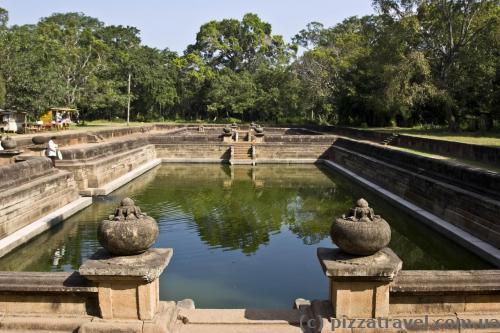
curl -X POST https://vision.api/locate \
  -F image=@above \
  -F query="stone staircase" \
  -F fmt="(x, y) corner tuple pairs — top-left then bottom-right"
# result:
(231, 143), (254, 165)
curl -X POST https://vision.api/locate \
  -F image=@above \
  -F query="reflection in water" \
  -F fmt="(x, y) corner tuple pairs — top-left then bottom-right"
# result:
(0, 164), (491, 308)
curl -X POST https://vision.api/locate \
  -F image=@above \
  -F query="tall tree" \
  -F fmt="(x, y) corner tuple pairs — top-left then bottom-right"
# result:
(0, 7), (8, 108)
(186, 13), (291, 72)
(38, 13), (107, 108)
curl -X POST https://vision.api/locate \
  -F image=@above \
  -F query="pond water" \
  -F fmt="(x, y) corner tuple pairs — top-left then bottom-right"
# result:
(0, 164), (491, 308)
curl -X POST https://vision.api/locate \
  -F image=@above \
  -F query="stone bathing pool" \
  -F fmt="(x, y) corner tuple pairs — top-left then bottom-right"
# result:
(0, 164), (491, 308)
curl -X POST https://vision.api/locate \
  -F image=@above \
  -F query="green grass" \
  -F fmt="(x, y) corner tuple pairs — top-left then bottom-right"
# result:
(389, 146), (500, 173)
(76, 120), (151, 127)
(362, 126), (500, 147)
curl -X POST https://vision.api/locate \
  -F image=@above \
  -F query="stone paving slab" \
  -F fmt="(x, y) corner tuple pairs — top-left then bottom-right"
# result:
(177, 324), (304, 333)
(178, 308), (303, 325)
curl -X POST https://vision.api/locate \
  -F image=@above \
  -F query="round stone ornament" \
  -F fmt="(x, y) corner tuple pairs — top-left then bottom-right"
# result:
(97, 198), (159, 256)
(330, 199), (391, 256)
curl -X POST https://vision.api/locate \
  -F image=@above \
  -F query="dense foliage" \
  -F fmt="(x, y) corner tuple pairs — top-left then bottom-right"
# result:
(0, 1), (498, 128)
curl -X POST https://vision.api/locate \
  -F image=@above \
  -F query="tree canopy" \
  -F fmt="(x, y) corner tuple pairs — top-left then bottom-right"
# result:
(0, 2), (498, 128)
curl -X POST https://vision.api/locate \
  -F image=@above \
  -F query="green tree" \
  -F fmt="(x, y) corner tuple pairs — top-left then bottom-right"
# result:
(174, 53), (215, 120)
(253, 66), (301, 122)
(130, 47), (179, 121)
(374, 0), (500, 129)
(0, 7), (7, 108)
(38, 13), (107, 108)
(205, 69), (257, 120)
(187, 13), (291, 72)
(1, 24), (64, 115)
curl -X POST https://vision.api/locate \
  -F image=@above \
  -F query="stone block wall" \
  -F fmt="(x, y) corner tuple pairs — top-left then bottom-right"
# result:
(331, 145), (500, 248)
(14, 125), (157, 149)
(154, 143), (231, 160)
(264, 135), (338, 144)
(334, 137), (500, 199)
(149, 134), (223, 144)
(390, 270), (500, 315)
(395, 134), (500, 166)
(0, 158), (80, 238)
(256, 143), (334, 160)
(57, 139), (157, 190)
(330, 127), (500, 167)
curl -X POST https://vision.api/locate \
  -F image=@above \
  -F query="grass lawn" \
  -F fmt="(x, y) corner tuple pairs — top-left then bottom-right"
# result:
(75, 120), (152, 128)
(362, 127), (500, 147)
(389, 146), (500, 173)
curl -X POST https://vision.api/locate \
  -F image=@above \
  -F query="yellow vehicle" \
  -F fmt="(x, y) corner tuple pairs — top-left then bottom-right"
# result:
(38, 107), (78, 130)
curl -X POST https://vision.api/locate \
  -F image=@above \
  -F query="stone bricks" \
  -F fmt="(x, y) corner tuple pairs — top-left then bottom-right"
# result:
(331, 145), (500, 248)
(0, 159), (80, 238)
(79, 248), (173, 321)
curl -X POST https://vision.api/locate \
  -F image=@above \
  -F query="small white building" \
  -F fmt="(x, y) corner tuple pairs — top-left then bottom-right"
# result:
(0, 110), (27, 133)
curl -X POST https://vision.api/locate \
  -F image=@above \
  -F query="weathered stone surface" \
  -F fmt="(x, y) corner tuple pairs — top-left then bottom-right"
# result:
(0, 158), (80, 240)
(318, 247), (402, 318)
(330, 199), (391, 255)
(331, 126), (500, 167)
(317, 247), (402, 281)
(58, 143), (157, 190)
(31, 135), (48, 145)
(391, 270), (500, 293)
(177, 299), (196, 310)
(0, 316), (92, 332)
(333, 136), (500, 199)
(97, 198), (159, 256)
(79, 248), (173, 282)
(0, 271), (97, 293)
(0, 136), (17, 150)
(331, 145), (500, 250)
(79, 320), (143, 333)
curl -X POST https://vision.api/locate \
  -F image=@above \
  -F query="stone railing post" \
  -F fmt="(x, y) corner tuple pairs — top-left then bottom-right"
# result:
(78, 198), (174, 332)
(254, 126), (265, 143)
(79, 248), (172, 320)
(318, 199), (402, 318)
(222, 126), (233, 143)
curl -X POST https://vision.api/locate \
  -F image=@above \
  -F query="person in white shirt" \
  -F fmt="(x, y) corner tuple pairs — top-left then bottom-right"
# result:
(47, 136), (58, 167)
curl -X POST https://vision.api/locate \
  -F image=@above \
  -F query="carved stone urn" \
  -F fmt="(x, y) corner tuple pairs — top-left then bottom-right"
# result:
(254, 126), (264, 137)
(97, 198), (159, 256)
(222, 126), (232, 136)
(330, 199), (391, 256)
(32, 136), (48, 145)
(1, 136), (17, 150)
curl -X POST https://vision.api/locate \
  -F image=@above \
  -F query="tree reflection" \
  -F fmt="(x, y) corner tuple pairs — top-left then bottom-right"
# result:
(135, 164), (350, 254)
(0, 164), (490, 271)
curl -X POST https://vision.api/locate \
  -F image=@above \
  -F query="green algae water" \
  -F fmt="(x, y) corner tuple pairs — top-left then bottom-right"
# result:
(0, 164), (491, 308)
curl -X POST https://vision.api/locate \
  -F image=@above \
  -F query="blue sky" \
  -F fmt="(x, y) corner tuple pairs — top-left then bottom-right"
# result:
(1, 0), (375, 53)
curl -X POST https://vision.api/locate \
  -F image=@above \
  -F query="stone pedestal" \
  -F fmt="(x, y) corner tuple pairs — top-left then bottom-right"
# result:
(0, 150), (23, 165)
(254, 135), (265, 143)
(222, 135), (233, 143)
(317, 247), (402, 319)
(79, 248), (172, 321)
(27, 145), (47, 157)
